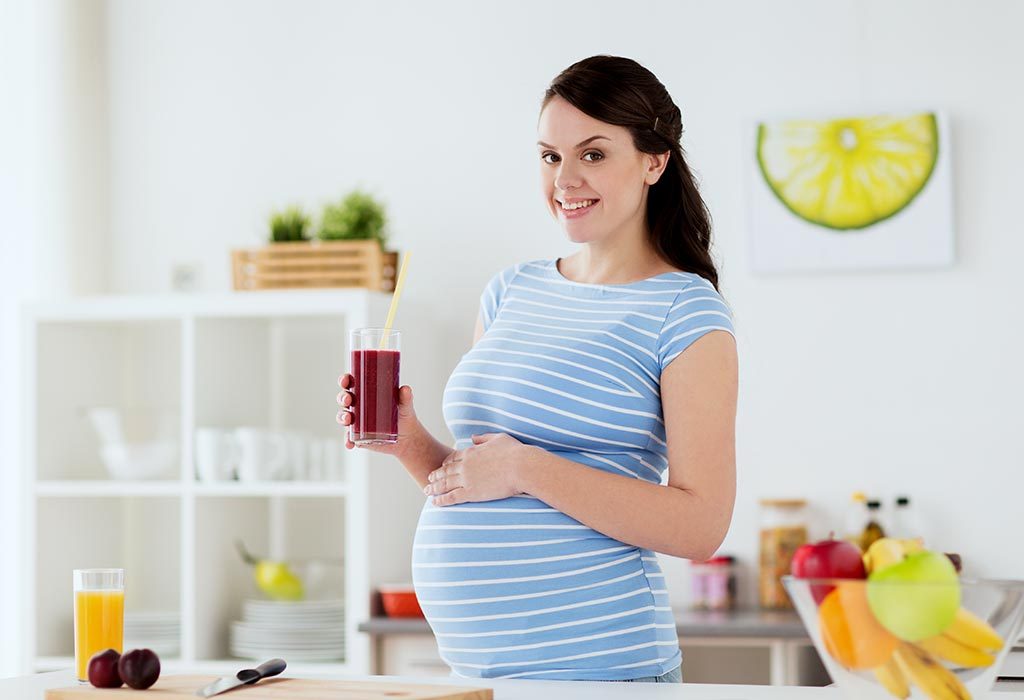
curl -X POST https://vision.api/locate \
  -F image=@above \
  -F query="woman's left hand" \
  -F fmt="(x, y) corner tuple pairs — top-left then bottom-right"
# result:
(425, 433), (530, 506)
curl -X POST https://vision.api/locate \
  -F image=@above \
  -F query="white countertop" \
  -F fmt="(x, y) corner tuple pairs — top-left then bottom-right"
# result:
(2, 670), (1023, 700)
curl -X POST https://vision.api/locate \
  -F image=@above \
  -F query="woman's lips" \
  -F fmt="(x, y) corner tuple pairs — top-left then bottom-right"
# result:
(558, 199), (600, 220)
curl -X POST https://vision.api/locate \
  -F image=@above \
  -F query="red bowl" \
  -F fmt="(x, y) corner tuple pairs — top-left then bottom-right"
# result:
(379, 585), (424, 618)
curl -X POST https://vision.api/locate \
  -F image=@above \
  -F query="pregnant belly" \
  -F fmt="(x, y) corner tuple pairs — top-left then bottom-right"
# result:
(412, 496), (635, 570)
(411, 497), (673, 676)
(412, 496), (646, 604)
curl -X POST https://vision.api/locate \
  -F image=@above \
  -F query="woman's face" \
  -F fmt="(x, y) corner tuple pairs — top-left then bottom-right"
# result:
(537, 96), (667, 244)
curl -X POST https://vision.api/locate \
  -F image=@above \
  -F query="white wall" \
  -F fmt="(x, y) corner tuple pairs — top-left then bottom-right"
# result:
(32, 0), (111, 294)
(0, 0), (37, 677)
(28, 0), (1024, 620)
(0, 0), (47, 679)
(0, 0), (111, 677)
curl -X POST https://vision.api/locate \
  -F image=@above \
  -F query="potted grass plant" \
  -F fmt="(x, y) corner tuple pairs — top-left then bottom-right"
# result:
(268, 206), (311, 243)
(317, 190), (388, 247)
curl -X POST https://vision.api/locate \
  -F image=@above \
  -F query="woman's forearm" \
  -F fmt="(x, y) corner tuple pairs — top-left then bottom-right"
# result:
(399, 421), (456, 489)
(516, 447), (730, 560)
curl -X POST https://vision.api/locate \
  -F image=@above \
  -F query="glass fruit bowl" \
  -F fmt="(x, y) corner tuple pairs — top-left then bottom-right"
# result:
(782, 576), (1024, 700)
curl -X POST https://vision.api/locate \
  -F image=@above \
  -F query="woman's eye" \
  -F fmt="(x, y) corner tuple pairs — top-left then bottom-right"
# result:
(583, 151), (604, 162)
(541, 152), (560, 164)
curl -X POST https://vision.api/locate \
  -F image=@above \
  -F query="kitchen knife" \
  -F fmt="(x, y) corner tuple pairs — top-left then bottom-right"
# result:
(195, 658), (287, 697)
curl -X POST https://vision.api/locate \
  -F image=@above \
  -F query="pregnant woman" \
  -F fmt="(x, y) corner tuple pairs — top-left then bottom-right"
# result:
(338, 55), (738, 683)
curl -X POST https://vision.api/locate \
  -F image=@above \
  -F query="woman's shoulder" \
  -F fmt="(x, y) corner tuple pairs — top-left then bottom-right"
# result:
(509, 258), (552, 273)
(672, 273), (730, 311)
(485, 259), (551, 284)
(673, 271), (720, 293)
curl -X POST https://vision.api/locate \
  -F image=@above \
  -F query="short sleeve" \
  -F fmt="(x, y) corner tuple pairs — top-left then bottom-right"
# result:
(479, 264), (520, 332)
(658, 277), (736, 370)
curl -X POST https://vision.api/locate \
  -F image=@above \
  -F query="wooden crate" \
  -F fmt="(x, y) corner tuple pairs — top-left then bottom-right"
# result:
(232, 240), (398, 292)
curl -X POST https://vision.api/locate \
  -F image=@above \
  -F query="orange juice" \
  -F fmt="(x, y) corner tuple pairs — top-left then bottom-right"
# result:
(74, 589), (124, 681)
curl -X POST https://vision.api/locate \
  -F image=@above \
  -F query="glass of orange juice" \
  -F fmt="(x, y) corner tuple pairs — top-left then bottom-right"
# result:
(73, 568), (124, 683)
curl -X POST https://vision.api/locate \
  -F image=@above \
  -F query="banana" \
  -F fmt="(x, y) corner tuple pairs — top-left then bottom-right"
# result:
(863, 538), (908, 574)
(917, 634), (995, 668)
(943, 607), (1004, 652)
(874, 655), (910, 699)
(893, 643), (970, 700)
(900, 537), (925, 554)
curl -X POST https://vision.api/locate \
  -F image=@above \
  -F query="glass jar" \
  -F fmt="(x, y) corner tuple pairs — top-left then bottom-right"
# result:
(758, 499), (808, 610)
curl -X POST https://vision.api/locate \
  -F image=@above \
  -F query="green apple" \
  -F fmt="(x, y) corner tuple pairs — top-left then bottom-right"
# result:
(866, 550), (960, 641)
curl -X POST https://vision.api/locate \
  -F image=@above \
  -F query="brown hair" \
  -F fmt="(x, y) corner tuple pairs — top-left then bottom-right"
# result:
(543, 55), (720, 291)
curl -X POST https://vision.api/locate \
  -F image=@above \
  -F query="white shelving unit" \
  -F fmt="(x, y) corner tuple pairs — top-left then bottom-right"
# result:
(21, 290), (428, 677)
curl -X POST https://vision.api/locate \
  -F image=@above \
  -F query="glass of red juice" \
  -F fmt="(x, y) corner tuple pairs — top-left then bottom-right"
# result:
(349, 327), (401, 445)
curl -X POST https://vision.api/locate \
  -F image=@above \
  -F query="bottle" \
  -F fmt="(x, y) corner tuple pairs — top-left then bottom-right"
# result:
(890, 495), (924, 541)
(859, 500), (886, 552)
(758, 499), (808, 610)
(844, 491), (868, 547)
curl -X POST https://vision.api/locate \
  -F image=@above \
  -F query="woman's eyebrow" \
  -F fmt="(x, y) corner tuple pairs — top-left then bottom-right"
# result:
(536, 135), (611, 150)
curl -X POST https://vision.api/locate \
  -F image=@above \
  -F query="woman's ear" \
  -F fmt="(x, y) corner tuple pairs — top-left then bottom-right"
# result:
(644, 151), (671, 186)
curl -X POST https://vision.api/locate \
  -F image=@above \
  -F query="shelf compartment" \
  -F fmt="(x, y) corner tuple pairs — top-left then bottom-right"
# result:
(193, 496), (346, 663)
(34, 320), (182, 482)
(35, 496), (181, 659)
(193, 315), (347, 439)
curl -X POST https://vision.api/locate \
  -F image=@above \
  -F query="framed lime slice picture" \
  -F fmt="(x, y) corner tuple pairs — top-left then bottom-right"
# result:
(748, 110), (954, 273)
(756, 113), (939, 231)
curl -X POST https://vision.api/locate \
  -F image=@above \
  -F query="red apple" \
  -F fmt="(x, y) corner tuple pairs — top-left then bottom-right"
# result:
(791, 536), (866, 604)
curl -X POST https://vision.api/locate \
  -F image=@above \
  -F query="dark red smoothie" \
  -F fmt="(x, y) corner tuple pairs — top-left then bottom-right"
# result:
(351, 348), (400, 443)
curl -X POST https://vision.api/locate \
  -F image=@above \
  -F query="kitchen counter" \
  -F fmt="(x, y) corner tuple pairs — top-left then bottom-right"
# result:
(3, 669), (1024, 700)
(359, 608), (809, 638)
(358, 614), (1024, 688)
(360, 609), (816, 685)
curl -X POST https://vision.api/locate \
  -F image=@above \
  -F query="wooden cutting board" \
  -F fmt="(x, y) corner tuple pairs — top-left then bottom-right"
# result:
(46, 676), (492, 700)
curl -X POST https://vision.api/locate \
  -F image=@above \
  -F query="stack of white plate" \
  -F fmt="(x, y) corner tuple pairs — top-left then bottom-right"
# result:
(124, 611), (180, 658)
(230, 599), (345, 662)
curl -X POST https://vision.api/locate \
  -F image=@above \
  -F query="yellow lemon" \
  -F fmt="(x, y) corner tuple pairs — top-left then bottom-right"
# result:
(757, 112), (938, 230)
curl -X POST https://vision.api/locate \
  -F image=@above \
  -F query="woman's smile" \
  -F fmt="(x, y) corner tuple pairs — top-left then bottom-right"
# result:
(557, 197), (601, 220)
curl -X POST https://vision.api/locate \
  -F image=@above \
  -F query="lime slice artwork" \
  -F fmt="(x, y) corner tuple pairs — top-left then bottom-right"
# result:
(756, 113), (939, 231)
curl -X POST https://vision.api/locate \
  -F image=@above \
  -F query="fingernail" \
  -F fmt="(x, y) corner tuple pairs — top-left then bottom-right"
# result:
(423, 486), (430, 495)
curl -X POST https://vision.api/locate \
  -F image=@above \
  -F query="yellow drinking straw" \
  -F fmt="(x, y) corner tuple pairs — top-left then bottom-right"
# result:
(380, 251), (411, 349)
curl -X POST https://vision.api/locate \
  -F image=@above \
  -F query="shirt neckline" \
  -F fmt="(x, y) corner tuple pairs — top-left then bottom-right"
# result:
(550, 258), (686, 288)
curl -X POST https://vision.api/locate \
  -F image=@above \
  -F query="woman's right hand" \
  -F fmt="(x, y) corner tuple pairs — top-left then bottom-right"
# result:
(337, 373), (421, 458)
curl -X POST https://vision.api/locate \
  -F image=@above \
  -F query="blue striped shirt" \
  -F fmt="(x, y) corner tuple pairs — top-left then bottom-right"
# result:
(411, 258), (736, 681)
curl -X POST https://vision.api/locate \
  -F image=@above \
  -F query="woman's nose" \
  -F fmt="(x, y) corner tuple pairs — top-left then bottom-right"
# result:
(553, 162), (583, 192)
